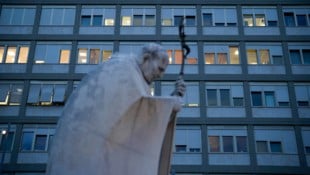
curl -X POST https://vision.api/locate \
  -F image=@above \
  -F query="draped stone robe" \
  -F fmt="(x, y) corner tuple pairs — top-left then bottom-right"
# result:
(46, 56), (177, 175)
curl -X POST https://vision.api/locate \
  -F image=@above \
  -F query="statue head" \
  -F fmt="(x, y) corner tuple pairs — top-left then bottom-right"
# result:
(137, 43), (169, 85)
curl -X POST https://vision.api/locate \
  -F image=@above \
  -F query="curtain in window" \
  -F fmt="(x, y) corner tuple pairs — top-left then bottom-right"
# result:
(205, 53), (215, 64)
(209, 136), (220, 152)
(218, 53), (228, 64)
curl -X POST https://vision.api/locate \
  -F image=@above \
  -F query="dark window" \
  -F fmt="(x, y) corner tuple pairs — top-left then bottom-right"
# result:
(305, 146), (310, 154)
(185, 16), (195, 26)
(34, 135), (47, 151)
(272, 56), (283, 64)
(189, 148), (201, 152)
(223, 136), (234, 152)
(220, 89), (230, 106)
(175, 145), (186, 152)
(233, 97), (244, 106)
(145, 15), (155, 26)
(256, 141), (268, 152)
(298, 101), (309, 106)
(0, 132), (14, 151)
(174, 16), (183, 26)
(203, 13), (212, 26)
(81, 15), (91, 26)
(236, 136), (248, 152)
(284, 12), (295, 27)
(268, 20), (278, 26)
(215, 23), (225, 26)
(278, 101), (290, 107)
(92, 15), (102, 26)
(21, 132), (34, 151)
(296, 15), (307, 26)
(133, 15), (143, 26)
(289, 50), (302, 64)
(270, 141), (282, 153)
(265, 91), (275, 107)
(207, 89), (217, 106)
(302, 49), (310, 64)
(227, 22), (237, 26)
(251, 91), (262, 106)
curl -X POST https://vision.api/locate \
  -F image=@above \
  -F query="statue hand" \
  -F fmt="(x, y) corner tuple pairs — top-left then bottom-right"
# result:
(171, 76), (186, 97)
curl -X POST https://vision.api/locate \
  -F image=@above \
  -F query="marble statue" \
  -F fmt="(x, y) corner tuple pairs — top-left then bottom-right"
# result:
(46, 43), (185, 175)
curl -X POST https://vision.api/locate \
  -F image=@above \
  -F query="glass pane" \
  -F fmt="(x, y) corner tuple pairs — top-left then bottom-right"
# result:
(218, 53), (228, 64)
(78, 48), (88, 64)
(302, 49), (310, 64)
(272, 56), (283, 64)
(81, 15), (91, 26)
(40, 84), (53, 103)
(237, 136), (247, 152)
(90, 49), (100, 64)
(259, 49), (270, 64)
(265, 91), (275, 107)
(0, 47), (4, 63)
(284, 12), (295, 27)
(122, 16), (131, 26)
(268, 21), (278, 26)
(162, 19), (172, 26)
(185, 16), (195, 26)
(187, 57), (197, 64)
(0, 132), (14, 151)
(105, 18), (114, 26)
(256, 141), (268, 152)
(34, 135), (47, 151)
(0, 84), (10, 104)
(102, 50), (112, 62)
(203, 13), (212, 26)
(174, 16), (183, 26)
(296, 15), (307, 26)
(270, 141), (282, 153)
(59, 49), (70, 64)
(53, 84), (66, 103)
(145, 15), (155, 26)
(207, 89), (217, 106)
(229, 46), (239, 64)
(247, 49), (257, 64)
(233, 97), (244, 106)
(175, 145), (187, 152)
(18, 46), (29, 63)
(209, 136), (220, 152)
(9, 84), (23, 105)
(93, 15), (102, 26)
(255, 14), (266, 26)
(223, 136), (233, 152)
(243, 14), (253, 26)
(205, 53), (215, 64)
(220, 89), (230, 106)
(251, 91), (262, 106)
(305, 146), (310, 154)
(21, 132), (34, 151)
(5, 47), (17, 63)
(167, 50), (173, 64)
(133, 15), (143, 26)
(289, 50), (301, 64)
(174, 50), (182, 64)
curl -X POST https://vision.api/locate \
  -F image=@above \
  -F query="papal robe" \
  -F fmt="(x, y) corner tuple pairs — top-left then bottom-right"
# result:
(46, 56), (178, 175)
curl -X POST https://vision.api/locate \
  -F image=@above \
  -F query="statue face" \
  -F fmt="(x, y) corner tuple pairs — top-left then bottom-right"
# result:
(141, 57), (168, 84)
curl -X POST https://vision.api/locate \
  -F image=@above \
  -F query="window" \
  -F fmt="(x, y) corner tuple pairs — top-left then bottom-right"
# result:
(284, 12), (295, 27)
(305, 146), (310, 154)
(294, 85), (310, 107)
(0, 131), (14, 151)
(206, 83), (244, 107)
(256, 141), (268, 152)
(40, 6), (75, 25)
(247, 49), (258, 64)
(185, 16), (196, 26)
(174, 126), (201, 153)
(34, 43), (72, 64)
(77, 43), (113, 64)
(209, 136), (220, 152)
(80, 6), (115, 27)
(270, 141), (282, 153)
(27, 82), (67, 106)
(259, 49), (270, 64)
(255, 14), (266, 26)
(162, 7), (196, 27)
(175, 145), (187, 152)
(0, 45), (29, 64)
(297, 15), (308, 26)
(167, 49), (197, 65)
(251, 91), (263, 106)
(20, 126), (55, 152)
(202, 8), (237, 27)
(244, 14), (253, 26)
(205, 45), (240, 64)
(244, 14), (266, 26)
(0, 6), (36, 25)
(121, 7), (156, 27)
(0, 82), (24, 106)
(256, 141), (282, 153)
(223, 136), (234, 152)
(265, 91), (275, 107)
(252, 91), (276, 107)
(236, 136), (248, 152)
(289, 49), (310, 64)
(247, 48), (281, 65)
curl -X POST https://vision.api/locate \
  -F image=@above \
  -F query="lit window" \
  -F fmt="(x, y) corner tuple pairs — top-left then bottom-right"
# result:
(229, 46), (239, 64)
(247, 49), (258, 64)
(167, 50), (173, 64)
(105, 18), (114, 26)
(174, 50), (182, 64)
(18, 47), (29, 63)
(78, 48), (88, 64)
(90, 49), (100, 64)
(59, 50), (70, 64)
(243, 14), (253, 26)
(255, 14), (265, 26)
(205, 53), (215, 64)
(259, 49), (270, 64)
(209, 136), (220, 152)
(102, 50), (112, 62)
(162, 19), (172, 26)
(122, 16), (131, 26)
(5, 47), (16, 63)
(0, 47), (4, 63)
(218, 53), (228, 64)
